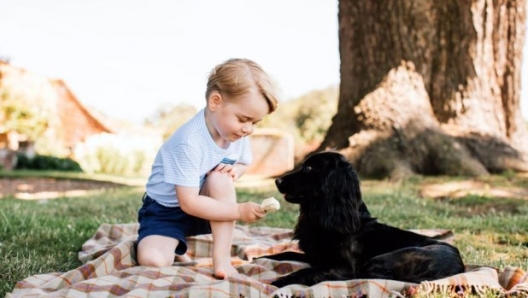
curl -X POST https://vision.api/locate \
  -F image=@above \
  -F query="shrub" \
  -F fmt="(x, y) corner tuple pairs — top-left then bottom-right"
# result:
(15, 153), (83, 171)
(258, 85), (338, 160)
(73, 133), (161, 176)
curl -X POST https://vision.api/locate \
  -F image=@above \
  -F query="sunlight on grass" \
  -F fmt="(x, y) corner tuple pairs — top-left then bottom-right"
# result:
(1, 174), (528, 297)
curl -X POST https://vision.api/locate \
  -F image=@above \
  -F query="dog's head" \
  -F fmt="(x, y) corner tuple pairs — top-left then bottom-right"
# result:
(275, 151), (368, 233)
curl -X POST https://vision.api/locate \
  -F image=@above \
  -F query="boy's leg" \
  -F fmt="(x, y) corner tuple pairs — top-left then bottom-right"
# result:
(201, 171), (238, 279)
(137, 235), (179, 267)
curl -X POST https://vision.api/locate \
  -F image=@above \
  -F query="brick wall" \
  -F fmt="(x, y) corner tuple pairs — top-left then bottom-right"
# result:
(53, 80), (111, 148)
(0, 63), (112, 153)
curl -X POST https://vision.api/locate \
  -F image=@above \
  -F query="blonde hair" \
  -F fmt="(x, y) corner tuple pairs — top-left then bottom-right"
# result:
(206, 58), (278, 113)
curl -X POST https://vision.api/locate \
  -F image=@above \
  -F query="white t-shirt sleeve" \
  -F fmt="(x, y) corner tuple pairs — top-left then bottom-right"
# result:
(238, 137), (253, 165)
(163, 143), (201, 187)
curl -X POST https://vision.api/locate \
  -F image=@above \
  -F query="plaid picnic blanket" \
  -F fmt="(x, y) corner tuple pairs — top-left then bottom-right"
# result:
(7, 223), (528, 297)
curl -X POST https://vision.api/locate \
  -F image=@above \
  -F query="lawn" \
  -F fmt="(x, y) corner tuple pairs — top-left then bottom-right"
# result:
(1, 172), (527, 297)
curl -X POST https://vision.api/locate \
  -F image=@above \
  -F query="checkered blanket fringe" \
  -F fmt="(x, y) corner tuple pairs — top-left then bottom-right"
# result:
(7, 223), (528, 297)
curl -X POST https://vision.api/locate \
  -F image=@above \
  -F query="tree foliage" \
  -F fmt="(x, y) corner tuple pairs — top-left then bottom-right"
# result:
(144, 103), (197, 139)
(0, 89), (48, 140)
(259, 85), (338, 158)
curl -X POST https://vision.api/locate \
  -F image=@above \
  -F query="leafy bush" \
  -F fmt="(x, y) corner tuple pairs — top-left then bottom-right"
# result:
(0, 88), (49, 141)
(258, 85), (338, 159)
(144, 103), (197, 140)
(74, 133), (161, 176)
(15, 153), (83, 171)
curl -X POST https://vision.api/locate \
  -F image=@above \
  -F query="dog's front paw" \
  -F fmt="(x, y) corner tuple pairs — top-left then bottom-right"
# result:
(271, 277), (290, 288)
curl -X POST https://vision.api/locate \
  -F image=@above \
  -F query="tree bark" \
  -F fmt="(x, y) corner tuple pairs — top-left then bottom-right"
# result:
(322, 0), (528, 178)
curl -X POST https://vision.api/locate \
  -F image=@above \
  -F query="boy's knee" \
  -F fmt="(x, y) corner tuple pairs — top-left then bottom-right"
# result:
(204, 171), (235, 189)
(137, 250), (173, 267)
(136, 238), (176, 267)
(202, 171), (236, 199)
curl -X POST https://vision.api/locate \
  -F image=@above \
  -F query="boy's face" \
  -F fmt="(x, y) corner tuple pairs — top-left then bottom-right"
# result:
(207, 88), (269, 144)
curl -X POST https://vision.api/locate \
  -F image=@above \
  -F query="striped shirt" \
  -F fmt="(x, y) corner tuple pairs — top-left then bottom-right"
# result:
(145, 108), (252, 207)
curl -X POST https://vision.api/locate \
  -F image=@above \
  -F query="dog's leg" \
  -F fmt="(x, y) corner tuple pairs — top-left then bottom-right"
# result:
(272, 267), (318, 288)
(363, 244), (465, 283)
(272, 267), (356, 287)
(257, 251), (309, 263)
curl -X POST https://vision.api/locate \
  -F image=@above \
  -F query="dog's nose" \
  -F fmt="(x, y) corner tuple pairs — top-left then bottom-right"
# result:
(275, 178), (282, 187)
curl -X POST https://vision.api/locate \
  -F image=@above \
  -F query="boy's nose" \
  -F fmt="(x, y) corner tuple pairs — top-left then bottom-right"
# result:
(242, 124), (253, 134)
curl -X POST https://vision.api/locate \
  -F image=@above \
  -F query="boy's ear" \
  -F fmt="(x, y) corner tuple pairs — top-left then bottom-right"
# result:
(208, 91), (223, 111)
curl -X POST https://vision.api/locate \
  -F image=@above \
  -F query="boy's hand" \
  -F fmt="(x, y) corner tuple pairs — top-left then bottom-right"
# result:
(237, 202), (266, 223)
(211, 163), (238, 180)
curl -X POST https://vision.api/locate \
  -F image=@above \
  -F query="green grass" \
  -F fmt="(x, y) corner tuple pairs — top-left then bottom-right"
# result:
(1, 174), (528, 297)
(0, 169), (147, 186)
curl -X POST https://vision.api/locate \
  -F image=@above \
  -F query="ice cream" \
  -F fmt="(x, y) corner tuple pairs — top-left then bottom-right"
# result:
(260, 197), (280, 213)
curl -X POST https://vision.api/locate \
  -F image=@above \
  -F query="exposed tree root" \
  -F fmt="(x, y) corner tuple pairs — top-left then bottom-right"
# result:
(321, 63), (528, 179)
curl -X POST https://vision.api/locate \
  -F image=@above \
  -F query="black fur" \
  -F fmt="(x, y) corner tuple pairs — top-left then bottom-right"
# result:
(262, 151), (465, 287)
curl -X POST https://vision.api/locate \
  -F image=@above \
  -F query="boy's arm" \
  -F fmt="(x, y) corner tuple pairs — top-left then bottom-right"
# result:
(176, 184), (263, 222)
(211, 163), (248, 180)
(232, 163), (247, 180)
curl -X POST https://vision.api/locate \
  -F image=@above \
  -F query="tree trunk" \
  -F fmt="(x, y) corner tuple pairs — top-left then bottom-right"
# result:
(321, 0), (528, 178)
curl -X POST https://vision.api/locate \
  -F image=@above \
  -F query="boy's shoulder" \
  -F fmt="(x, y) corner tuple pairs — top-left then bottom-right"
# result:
(169, 110), (205, 138)
(164, 112), (209, 149)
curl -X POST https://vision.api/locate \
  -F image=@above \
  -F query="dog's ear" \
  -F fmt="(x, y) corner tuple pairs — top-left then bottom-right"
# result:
(319, 159), (363, 233)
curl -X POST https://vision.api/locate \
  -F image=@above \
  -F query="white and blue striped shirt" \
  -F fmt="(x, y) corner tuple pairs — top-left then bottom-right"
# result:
(145, 108), (252, 207)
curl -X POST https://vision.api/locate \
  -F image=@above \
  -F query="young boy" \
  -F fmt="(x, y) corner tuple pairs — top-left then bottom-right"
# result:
(136, 58), (279, 279)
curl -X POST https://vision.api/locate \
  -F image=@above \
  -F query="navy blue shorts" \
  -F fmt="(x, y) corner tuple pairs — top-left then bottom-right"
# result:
(137, 194), (211, 255)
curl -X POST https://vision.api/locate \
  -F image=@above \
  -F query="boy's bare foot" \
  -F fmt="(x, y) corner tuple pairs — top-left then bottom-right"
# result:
(213, 260), (238, 279)
(175, 254), (192, 263)
(172, 254), (197, 266)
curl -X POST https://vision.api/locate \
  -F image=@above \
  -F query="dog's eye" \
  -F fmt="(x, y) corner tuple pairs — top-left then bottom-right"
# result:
(304, 166), (312, 172)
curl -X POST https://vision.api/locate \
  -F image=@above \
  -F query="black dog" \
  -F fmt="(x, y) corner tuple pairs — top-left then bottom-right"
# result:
(262, 151), (465, 287)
